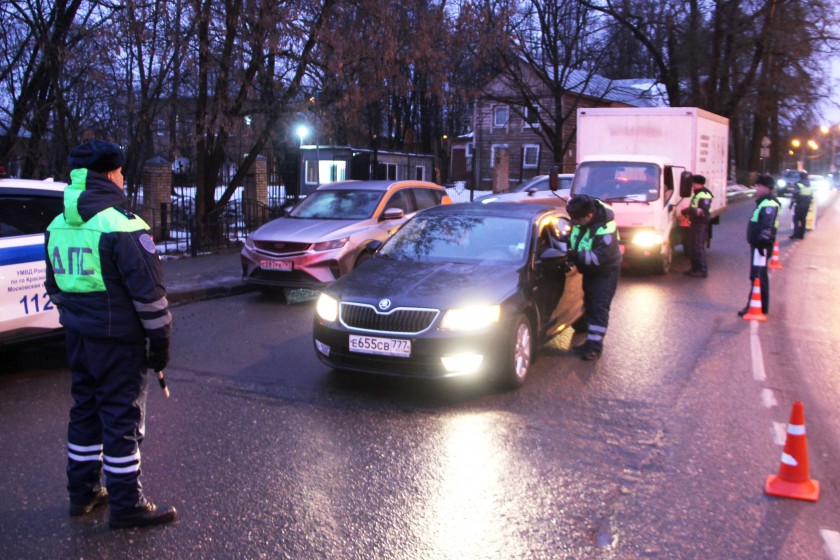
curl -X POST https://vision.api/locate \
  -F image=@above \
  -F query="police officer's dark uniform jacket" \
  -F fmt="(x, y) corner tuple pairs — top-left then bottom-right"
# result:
(567, 198), (622, 355)
(682, 178), (713, 276)
(44, 141), (172, 522)
(790, 173), (812, 239)
(742, 179), (780, 315)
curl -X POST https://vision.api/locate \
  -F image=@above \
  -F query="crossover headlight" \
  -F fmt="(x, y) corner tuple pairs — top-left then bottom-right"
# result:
(631, 230), (663, 248)
(776, 179), (786, 188)
(316, 293), (338, 322)
(312, 237), (349, 251)
(440, 305), (500, 331)
(244, 235), (255, 249)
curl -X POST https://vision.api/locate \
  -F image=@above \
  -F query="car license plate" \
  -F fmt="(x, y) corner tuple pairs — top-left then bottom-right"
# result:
(260, 259), (293, 271)
(348, 335), (411, 358)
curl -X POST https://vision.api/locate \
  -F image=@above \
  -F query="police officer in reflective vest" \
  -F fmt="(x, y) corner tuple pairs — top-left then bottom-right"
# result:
(681, 174), (713, 278)
(789, 171), (813, 240)
(44, 141), (176, 529)
(565, 195), (622, 360)
(738, 174), (780, 317)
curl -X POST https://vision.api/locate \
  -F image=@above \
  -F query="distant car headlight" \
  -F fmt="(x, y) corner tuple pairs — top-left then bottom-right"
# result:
(776, 179), (786, 188)
(316, 294), (338, 322)
(440, 305), (501, 331)
(631, 230), (663, 248)
(312, 237), (349, 251)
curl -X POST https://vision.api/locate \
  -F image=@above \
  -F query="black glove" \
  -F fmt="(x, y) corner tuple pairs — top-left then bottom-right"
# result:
(147, 338), (170, 372)
(566, 249), (579, 264)
(757, 247), (767, 257)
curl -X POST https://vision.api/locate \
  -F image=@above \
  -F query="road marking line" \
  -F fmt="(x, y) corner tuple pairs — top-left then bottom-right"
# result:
(772, 422), (787, 446)
(821, 529), (840, 560)
(750, 321), (766, 381)
(762, 388), (778, 409)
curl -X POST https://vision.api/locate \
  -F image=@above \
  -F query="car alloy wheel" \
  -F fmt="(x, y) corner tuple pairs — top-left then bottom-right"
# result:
(502, 314), (532, 389)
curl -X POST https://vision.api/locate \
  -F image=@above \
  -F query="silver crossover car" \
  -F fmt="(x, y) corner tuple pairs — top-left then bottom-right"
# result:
(241, 180), (452, 293)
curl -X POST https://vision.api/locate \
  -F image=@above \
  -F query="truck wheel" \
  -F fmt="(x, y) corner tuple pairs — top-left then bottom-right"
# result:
(654, 243), (672, 275)
(499, 314), (533, 390)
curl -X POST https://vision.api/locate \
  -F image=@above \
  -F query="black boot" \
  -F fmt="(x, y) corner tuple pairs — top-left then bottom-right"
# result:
(109, 502), (177, 529)
(69, 487), (108, 517)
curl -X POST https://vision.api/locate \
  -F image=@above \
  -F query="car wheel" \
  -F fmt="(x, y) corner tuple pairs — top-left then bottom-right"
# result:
(500, 314), (532, 390)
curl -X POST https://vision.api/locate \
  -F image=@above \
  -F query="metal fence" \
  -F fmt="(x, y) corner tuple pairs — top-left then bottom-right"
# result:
(140, 185), (292, 255)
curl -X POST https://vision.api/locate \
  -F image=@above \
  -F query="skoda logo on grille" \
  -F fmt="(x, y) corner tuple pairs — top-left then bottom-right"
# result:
(378, 299), (392, 311)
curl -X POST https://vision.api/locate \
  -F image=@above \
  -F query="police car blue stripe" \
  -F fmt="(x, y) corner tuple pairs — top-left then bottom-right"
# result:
(0, 243), (44, 266)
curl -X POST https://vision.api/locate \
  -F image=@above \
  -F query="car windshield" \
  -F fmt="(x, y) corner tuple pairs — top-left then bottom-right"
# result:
(288, 189), (384, 220)
(379, 214), (530, 265)
(572, 162), (660, 202)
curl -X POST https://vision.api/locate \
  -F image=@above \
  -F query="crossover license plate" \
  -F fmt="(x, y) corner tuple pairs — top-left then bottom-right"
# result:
(260, 259), (293, 271)
(348, 335), (411, 358)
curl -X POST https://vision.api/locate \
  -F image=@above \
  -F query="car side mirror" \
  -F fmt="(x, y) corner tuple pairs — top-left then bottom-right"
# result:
(679, 171), (693, 198)
(538, 247), (566, 266)
(381, 207), (405, 221)
(525, 186), (538, 197)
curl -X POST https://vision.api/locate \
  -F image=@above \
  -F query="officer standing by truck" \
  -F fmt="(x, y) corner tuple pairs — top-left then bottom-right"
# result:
(681, 174), (713, 277)
(789, 171), (813, 239)
(564, 195), (622, 360)
(44, 140), (177, 529)
(738, 174), (780, 317)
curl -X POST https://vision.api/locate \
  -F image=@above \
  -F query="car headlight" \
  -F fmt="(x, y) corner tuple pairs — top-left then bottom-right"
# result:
(244, 235), (255, 249)
(316, 293), (338, 322)
(312, 237), (349, 251)
(776, 179), (785, 188)
(440, 305), (500, 331)
(631, 230), (663, 248)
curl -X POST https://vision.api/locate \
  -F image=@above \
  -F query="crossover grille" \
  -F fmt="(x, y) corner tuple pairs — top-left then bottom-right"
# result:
(339, 302), (439, 335)
(255, 240), (310, 254)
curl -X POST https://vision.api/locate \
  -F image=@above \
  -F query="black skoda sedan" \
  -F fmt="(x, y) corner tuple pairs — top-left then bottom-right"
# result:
(312, 202), (584, 389)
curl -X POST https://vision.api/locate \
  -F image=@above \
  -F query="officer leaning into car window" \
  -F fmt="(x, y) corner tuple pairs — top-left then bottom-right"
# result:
(738, 174), (780, 317)
(44, 140), (176, 529)
(681, 174), (714, 278)
(789, 171), (813, 240)
(564, 195), (622, 361)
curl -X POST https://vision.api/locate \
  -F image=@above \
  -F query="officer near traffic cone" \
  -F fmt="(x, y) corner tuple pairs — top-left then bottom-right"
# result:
(738, 174), (780, 317)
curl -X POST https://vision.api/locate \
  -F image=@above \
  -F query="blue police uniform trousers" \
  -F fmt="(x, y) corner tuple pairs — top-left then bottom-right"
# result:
(65, 330), (149, 515)
(582, 270), (620, 352)
(686, 221), (709, 274)
(748, 247), (770, 314)
(792, 197), (811, 238)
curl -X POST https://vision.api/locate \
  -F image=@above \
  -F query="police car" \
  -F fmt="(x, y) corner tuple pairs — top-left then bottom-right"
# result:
(0, 174), (67, 345)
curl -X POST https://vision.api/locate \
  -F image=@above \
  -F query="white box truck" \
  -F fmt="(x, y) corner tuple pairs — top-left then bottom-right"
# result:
(570, 107), (729, 274)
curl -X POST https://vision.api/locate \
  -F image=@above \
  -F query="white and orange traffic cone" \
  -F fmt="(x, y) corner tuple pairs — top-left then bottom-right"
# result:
(768, 242), (783, 270)
(765, 402), (820, 502)
(742, 278), (767, 322)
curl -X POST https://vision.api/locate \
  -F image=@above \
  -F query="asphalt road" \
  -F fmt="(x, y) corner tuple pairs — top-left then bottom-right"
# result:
(1, 191), (839, 559)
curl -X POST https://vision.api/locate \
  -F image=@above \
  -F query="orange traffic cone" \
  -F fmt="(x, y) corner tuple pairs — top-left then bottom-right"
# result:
(765, 402), (820, 502)
(768, 242), (783, 270)
(742, 278), (767, 322)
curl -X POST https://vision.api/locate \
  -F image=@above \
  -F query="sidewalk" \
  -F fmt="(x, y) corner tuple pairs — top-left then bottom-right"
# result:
(161, 249), (254, 306)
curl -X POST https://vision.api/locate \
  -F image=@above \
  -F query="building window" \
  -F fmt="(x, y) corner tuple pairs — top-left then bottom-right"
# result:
(523, 106), (539, 129)
(415, 165), (425, 181)
(523, 144), (540, 169)
(306, 160), (347, 185)
(493, 106), (508, 129)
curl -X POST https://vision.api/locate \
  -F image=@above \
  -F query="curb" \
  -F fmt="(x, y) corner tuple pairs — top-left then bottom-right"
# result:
(168, 279), (256, 307)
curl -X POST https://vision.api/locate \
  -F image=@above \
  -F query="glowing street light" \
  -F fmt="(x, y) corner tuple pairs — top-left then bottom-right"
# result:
(296, 124), (311, 146)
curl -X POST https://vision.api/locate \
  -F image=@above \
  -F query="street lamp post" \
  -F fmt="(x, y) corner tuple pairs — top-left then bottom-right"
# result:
(296, 124), (310, 200)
